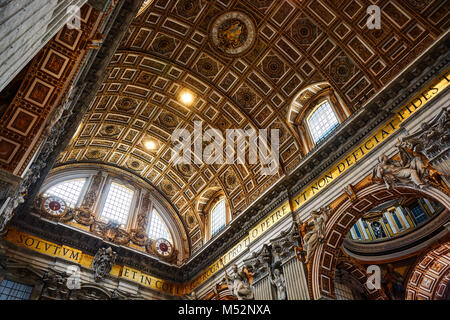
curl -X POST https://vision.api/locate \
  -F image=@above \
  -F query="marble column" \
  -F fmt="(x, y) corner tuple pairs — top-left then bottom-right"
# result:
(283, 257), (310, 300)
(253, 275), (273, 300)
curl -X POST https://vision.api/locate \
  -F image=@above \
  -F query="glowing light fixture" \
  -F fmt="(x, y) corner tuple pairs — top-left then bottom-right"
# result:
(179, 89), (195, 106)
(144, 139), (157, 150)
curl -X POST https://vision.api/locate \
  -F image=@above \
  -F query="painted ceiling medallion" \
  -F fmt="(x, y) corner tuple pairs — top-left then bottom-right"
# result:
(210, 11), (256, 57)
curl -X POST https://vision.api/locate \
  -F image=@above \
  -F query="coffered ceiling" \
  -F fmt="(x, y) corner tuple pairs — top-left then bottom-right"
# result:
(56, 0), (449, 252)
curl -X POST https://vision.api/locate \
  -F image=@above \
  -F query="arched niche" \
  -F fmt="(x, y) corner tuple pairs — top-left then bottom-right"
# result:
(309, 182), (450, 300)
(287, 82), (351, 154)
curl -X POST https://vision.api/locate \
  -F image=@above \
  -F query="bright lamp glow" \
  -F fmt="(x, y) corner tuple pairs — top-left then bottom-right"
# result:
(179, 90), (195, 106)
(144, 140), (157, 150)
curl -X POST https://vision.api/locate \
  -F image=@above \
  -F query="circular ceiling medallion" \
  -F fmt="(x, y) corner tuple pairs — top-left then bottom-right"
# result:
(209, 11), (256, 57)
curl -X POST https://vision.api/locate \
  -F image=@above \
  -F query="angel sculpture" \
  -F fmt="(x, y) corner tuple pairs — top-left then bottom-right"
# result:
(225, 264), (254, 300)
(302, 206), (330, 264)
(372, 139), (434, 190)
(269, 267), (287, 300)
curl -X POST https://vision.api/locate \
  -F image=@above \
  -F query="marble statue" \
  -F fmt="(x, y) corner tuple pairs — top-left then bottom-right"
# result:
(225, 264), (254, 300)
(302, 206), (330, 263)
(269, 267), (287, 300)
(371, 139), (435, 190)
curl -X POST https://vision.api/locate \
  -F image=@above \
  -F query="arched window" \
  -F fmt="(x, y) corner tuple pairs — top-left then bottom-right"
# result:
(148, 209), (172, 244)
(100, 182), (134, 226)
(290, 85), (351, 154)
(307, 100), (339, 144)
(44, 178), (87, 208)
(210, 199), (226, 237)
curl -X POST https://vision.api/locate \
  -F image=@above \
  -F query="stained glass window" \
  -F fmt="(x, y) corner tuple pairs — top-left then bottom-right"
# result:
(307, 101), (339, 143)
(44, 178), (87, 208)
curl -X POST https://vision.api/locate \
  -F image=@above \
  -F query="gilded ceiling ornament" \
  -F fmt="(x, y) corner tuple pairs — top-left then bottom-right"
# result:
(235, 86), (258, 111)
(151, 34), (178, 56)
(196, 56), (220, 78)
(329, 55), (356, 84)
(159, 112), (178, 128)
(209, 11), (256, 57)
(223, 170), (238, 190)
(115, 97), (137, 111)
(127, 158), (144, 171)
(85, 149), (106, 160)
(175, 0), (203, 20)
(177, 163), (194, 177)
(291, 17), (318, 46)
(160, 179), (177, 196)
(262, 55), (285, 79)
(100, 125), (120, 137)
(185, 212), (197, 229)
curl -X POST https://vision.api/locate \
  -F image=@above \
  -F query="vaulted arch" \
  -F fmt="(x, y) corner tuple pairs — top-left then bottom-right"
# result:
(309, 182), (450, 300)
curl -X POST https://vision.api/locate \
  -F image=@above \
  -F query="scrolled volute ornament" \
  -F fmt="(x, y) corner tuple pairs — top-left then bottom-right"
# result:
(90, 221), (130, 245)
(73, 208), (96, 226)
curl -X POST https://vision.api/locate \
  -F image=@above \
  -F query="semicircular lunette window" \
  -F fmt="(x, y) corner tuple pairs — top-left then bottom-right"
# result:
(148, 209), (172, 244)
(348, 198), (444, 242)
(44, 178), (87, 208)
